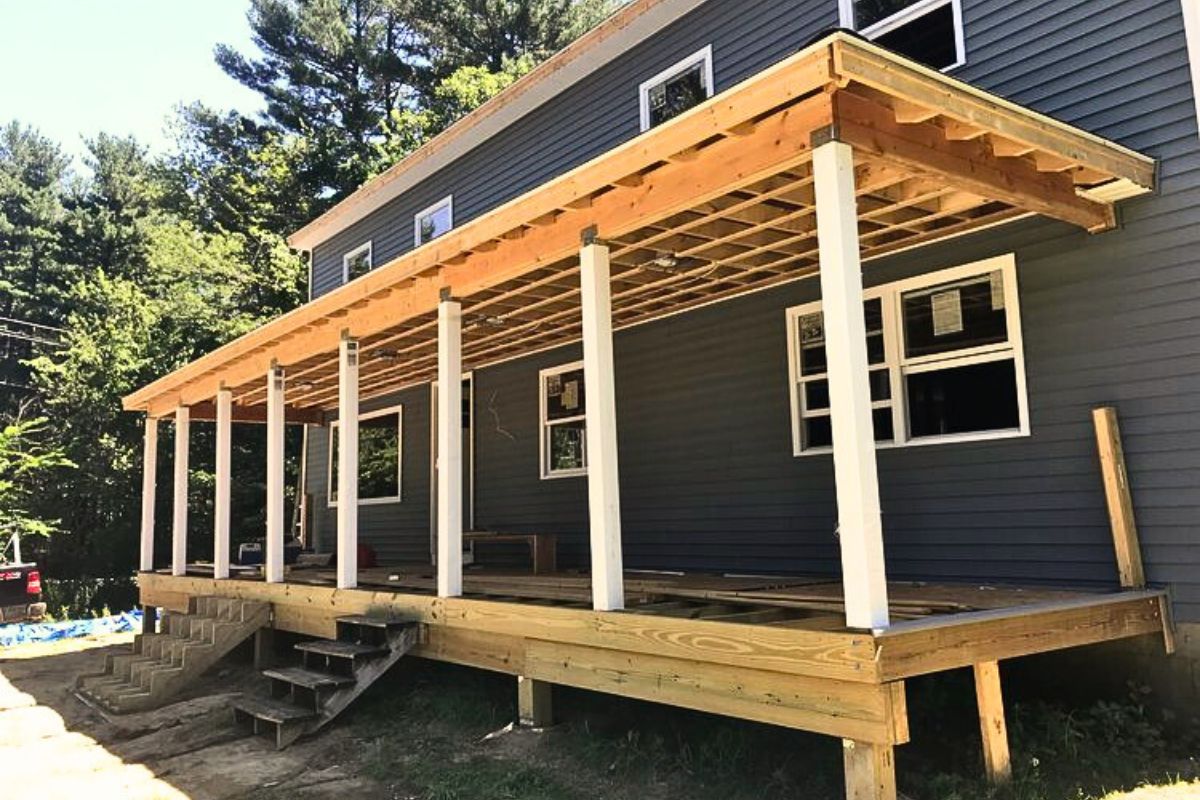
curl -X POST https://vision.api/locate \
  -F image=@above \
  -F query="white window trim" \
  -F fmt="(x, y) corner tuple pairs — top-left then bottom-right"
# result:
(837, 0), (966, 72)
(327, 404), (404, 506)
(414, 195), (454, 247)
(786, 254), (1029, 457)
(539, 360), (588, 479)
(1184, 0), (1200, 139)
(342, 241), (372, 285)
(638, 45), (715, 132)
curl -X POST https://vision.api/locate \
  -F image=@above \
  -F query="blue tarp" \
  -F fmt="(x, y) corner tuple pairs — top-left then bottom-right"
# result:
(0, 609), (143, 647)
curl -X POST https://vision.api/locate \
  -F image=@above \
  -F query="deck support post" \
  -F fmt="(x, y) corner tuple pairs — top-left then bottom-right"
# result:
(973, 660), (1012, 784)
(813, 136), (889, 631)
(171, 406), (189, 577)
(214, 388), (232, 580)
(843, 740), (897, 800)
(580, 231), (624, 611)
(265, 364), (286, 583)
(437, 294), (463, 598)
(337, 337), (360, 589)
(139, 416), (158, 572)
(517, 676), (553, 727)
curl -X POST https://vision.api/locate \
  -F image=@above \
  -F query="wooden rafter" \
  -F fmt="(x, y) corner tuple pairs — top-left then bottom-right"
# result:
(125, 33), (1155, 417)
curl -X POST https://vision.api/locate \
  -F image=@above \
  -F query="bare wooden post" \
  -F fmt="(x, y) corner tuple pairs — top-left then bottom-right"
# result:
(254, 626), (276, 669)
(843, 740), (897, 800)
(1092, 406), (1146, 588)
(265, 365), (286, 583)
(337, 337), (360, 589)
(139, 416), (158, 572)
(580, 231), (624, 611)
(140, 605), (157, 635)
(437, 294), (463, 598)
(973, 660), (1012, 784)
(214, 388), (232, 580)
(517, 676), (553, 727)
(171, 406), (190, 577)
(813, 136), (889, 630)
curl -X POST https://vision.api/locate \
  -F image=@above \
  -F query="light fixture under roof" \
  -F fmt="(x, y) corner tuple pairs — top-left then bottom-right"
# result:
(640, 252), (703, 276)
(374, 349), (400, 362)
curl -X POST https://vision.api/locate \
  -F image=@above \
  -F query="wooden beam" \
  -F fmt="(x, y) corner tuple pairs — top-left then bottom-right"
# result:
(581, 239), (624, 611)
(973, 660), (1012, 784)
(185, 401), (324, 425)
(833, 90), (1116, 232)
(843, 739), (897, 800)
(1092, 406), (1146, 588)
(875, 592), (1167, 680)
(213, 389), (232, 580)
(830, 35), (1155, 188)
(138, 573), (882, 683)
(437, 298), (464, 598)
(813, 138), (889, 631)
(265, 366), (285, 583)
(517, 676), (553, 727)
(336, 339), (359, 589)
(171, 406), (189, 577)
(139, 417), (158, 572)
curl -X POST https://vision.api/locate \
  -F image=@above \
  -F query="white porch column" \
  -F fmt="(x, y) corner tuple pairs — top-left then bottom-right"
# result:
(813, 137), (889, 630)
(437, 293), (463, 598)
(213, 388), (232, 579)
(171, 406), (189, 577)
(265, 364), (286, 583)
(139, 416), (158, 572)
(580, 231), (624, 611)
(337, 337), (360, 589)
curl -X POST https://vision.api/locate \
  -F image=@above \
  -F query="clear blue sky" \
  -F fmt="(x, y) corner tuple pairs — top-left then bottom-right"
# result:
(0, 0), (265, 166)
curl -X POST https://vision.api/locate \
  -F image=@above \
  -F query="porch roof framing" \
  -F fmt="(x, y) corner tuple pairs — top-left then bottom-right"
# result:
(122, 32), (1155, 418)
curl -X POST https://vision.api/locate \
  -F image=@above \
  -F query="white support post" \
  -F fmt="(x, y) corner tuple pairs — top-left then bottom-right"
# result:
(213, 388), (232, 580)
(437, 295), (463, 597)
(265, 365), (286, 583)
(171, 406), (189, 577)
(580, 232), (624, 611)
(813, 138), (890, 631)
(337, 337), (360, 589)
(139, 416), (158, 572)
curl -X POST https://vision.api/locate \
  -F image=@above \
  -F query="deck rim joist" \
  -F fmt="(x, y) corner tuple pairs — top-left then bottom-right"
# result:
(122, 32), (1155, 420)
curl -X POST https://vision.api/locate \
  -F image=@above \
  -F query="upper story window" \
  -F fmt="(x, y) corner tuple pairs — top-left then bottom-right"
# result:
(786, 255), (1027, 456)
(638, 45), (714, 131)
(415, 196), (453, 246)
(839, 0), (965, 71)
(343, 242), (372, 284)
(328, 405), (403, 506)
(539, 361), (587, 478)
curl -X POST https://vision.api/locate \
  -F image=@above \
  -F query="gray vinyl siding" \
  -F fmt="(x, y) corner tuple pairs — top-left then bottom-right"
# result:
(301, 0), (1200, 620)
(305, 385), (432, 565)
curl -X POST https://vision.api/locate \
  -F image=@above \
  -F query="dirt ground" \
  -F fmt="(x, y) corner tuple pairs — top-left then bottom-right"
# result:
(0, 632), (385, 800)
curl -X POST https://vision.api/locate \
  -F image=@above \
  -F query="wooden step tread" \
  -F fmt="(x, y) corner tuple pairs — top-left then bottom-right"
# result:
(294, 639), (388, 658)
(263, 666), (357, 690)
(336, 615), (414, 629)
(233, 695), (317, 723)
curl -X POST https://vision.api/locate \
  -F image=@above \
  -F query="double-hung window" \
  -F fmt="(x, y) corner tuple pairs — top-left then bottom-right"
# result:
(539, 362), (587, 478)
(638, 45), (714, 131)
(328, 405), (403, 505)
(343, 242), (372, 284)
(839, 0), (965, 71)
(787, 255), (1028, 455)
(415, 196), (453, 246)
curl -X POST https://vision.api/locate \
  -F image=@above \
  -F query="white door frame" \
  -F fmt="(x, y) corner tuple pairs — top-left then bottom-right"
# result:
(429, 371), (475, 561)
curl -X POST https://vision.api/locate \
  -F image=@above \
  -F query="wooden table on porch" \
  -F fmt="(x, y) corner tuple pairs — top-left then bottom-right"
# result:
(464, 530), (558, 575)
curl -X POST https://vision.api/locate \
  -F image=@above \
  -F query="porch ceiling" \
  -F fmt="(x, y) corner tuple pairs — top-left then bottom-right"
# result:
(123, 32), (1155, 418)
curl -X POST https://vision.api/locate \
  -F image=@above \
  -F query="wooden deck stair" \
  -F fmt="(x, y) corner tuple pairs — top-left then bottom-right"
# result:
(75, 596), (270, 713)
(233, 615), (422, 749)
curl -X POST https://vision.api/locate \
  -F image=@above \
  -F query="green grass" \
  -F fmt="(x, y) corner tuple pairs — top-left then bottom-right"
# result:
(319, 661), (1198, 800)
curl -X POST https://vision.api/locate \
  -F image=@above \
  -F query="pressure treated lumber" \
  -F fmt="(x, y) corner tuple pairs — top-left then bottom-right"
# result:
(1092, 406), (1146, 588)
(843, 739), (897, 800)
(517, 676), (553, 727)
(973, 660), (1011, 783)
